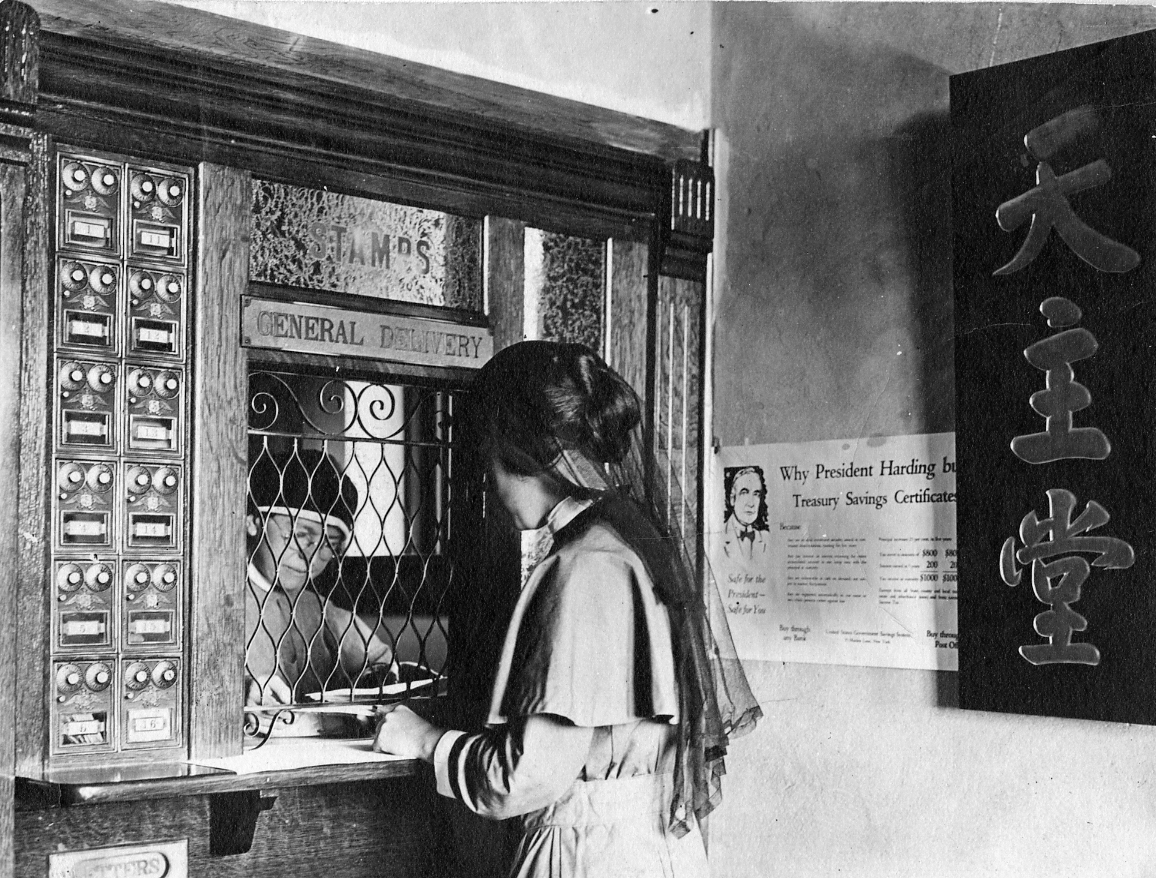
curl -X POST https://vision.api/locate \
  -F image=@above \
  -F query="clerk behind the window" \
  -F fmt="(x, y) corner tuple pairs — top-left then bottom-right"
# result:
(245, 449), (394, 709)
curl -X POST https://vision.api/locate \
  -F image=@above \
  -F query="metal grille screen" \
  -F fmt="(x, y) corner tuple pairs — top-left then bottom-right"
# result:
(244, 368), (474, 738)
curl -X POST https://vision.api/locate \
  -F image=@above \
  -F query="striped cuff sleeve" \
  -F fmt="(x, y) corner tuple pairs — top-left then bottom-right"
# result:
(433, 729), (469, 800)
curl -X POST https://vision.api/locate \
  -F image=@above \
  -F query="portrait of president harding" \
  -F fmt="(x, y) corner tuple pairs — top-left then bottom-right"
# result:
(723, 465), (769, 563)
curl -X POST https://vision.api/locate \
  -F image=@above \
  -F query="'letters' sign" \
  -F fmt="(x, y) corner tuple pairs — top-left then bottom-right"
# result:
(49, 839), (188, 878)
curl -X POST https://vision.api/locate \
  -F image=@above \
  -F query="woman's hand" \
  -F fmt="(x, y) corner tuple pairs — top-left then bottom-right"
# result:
(373, 704), (444, 762)
(246, 674), (293, 706)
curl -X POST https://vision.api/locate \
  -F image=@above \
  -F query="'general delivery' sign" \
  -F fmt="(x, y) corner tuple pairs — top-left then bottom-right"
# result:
(241, 296), (493, 369)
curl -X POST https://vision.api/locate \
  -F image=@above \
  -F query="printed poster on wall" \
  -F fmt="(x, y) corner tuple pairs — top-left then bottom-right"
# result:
(710, 433), (957, 670)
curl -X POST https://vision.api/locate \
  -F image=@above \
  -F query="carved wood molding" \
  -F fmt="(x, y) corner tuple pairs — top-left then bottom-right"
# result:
(659, 158), (714, 282)
(29, 1), (683, 241)
(28, 0), (715, 260)
(0, 0), (38, 123)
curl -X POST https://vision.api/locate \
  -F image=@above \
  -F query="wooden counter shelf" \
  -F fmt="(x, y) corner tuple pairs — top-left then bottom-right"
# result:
(17, 738), (423, 809)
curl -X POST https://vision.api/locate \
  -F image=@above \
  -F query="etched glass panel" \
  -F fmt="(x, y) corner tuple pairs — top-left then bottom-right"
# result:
(250, 180), (483, 310)
(525, 229), (606, 350)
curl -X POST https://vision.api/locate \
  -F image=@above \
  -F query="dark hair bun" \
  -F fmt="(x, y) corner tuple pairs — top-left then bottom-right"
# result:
(567, 345), (640, 464)
(472, 341), (641, 473)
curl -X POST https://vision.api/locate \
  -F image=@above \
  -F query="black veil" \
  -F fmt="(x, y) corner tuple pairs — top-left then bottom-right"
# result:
(550, 446), (762, 836)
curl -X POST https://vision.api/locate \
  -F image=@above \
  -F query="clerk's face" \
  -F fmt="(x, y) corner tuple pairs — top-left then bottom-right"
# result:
(730, 472), (764, 527)
(247, 513), (340, 593)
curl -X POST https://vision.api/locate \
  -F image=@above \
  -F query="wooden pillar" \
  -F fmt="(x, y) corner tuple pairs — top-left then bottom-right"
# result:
(188, 163), (251, 760)
(0, 4), (39, 876)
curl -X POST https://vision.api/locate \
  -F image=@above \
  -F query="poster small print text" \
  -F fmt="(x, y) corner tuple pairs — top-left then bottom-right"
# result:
(712, 433), (957, 671)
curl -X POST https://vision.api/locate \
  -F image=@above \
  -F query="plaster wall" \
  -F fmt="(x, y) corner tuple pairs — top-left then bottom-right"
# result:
(154, 0), (713, 130)
(710, 4), (1156, 876)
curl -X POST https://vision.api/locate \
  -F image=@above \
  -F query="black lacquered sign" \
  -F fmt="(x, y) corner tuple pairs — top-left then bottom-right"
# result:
(952, 30), (1156, 724)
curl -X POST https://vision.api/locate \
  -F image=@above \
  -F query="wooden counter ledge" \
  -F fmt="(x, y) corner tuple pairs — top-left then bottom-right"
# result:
(16, 738), (422, 809)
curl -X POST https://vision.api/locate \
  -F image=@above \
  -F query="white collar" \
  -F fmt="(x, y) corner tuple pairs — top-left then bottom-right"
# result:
(545, 496), (594, 536)
(248, 561), (275, 594)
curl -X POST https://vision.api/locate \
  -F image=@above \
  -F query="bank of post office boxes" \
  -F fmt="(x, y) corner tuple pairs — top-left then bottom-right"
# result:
(49, 147), (193, 762)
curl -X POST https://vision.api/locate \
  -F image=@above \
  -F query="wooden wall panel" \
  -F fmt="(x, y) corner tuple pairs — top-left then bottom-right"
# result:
(607, 239), (650, 399)
(15, 778), (438, 878)
(654, 276), (705, 560)
(0, 152), (29, 878)
(606, 238), (652, 500)
(189, 163), (251, 759)
(0, 0), (38, 108)
(14, 132), (49, 777)
(485, 217), (526, 352)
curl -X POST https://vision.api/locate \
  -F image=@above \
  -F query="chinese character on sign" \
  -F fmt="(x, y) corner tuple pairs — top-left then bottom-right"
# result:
(1000, 488), (1134, 666)
(994, 106), (1140, 275)
(1010, 296), (1110, 464)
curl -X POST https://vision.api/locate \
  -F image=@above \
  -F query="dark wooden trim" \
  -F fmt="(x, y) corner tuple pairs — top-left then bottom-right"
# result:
(660, 156), (713, 281)
(659, 234), (710, 285)
(14, 129), (49, 776)
(32, 0), (699, 163)
(1, 1), (38, 106)
(246, 349), (480, 390)
(19, 755), (422, 808)
(694, 275), (709, 575)
(644, 223), (662, 509)
(248, 282), (490, 329)
(0, 144), (30, 878)
(37, 105), (656, 245)
(31, 13), (674, 242)
(485, 217), (526, 352)
(189, 163), (251, 760)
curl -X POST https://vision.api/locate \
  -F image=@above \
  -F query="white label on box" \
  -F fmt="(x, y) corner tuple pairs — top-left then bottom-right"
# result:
(62, 718), (105, 736)
(69, 319), (109, 339)
(137, 327), (173, 344)
(140, 230), (172, 248)
(66, 419), (108, 437)
(135, 424), (172, 441)
(127, 707), (171, 742)
(64, 519), (106, 537)
(132, 520), (171, 538)
(72, 220), (109, 240)
(129, 617), (171, 635)
(62, 619), (106, 637)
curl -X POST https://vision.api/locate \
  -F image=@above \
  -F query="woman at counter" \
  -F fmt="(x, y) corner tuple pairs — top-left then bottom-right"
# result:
(374, 340), (761, 878)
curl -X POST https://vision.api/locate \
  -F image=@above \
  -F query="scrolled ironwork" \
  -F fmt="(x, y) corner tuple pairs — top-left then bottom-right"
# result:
(248, 389), (281, 432)
(249, 370), (435, 441)
(243, 367), (474, 745)
(242, 706), (298, 751)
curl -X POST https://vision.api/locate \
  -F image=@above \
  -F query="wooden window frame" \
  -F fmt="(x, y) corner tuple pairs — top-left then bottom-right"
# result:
(3, 0), (713, 807)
